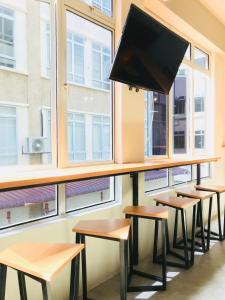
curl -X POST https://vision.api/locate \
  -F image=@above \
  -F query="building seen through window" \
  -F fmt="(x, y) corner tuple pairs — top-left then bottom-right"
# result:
(0, 0), (114, 228)
(145, 92), (168, 157)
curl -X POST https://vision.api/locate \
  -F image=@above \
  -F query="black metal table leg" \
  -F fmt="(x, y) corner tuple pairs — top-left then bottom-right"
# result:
(199, 201), (206, 253)
(161, 220), (167, 290)
(0, 264), (7, 300)
(153, 219), (159, 263)
(173, 209), (178, 248)
(181, 210), (189, 267)
(217, 192), (223, 240)
(120, 240), (127, 300)
(196, 164), (201, 227)
(207, 197), (213, 250)
(41, 281), (52, 300)
(80, 235), (88, 300)
(70, 254), (80, 300)
(18, 271), (27, 300)
(131, 173), (139, 266)
(191, 205), (197, 265)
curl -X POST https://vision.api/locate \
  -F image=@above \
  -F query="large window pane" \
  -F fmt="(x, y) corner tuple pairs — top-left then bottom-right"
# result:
(145, 169), (169, 192)
(0, 1), (53, 167)
(171, 166), (192, 185)
(66, 177), (114, 211)
(194, 48), (209, 69)
(194, 71), (208, 155)
(82, 0), (112, 17)
(193, 163), (210, 179)
(145, 92), (168, 156)
(173, 66), (190, 154)
(0, 185), (57, 229)
(66, 11), (112, 163)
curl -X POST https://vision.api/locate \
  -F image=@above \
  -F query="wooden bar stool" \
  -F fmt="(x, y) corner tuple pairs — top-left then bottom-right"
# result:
(153, 194), (199, 269)
(0, 243), (84, 300)
(195, 184), (225, 241)
(175, 188), (215, 252)
(72, 219), (131, 300)
(123, 205), (168, 292)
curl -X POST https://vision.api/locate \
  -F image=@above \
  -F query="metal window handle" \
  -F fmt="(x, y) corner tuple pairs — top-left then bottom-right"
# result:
(64, 83), (69, 96)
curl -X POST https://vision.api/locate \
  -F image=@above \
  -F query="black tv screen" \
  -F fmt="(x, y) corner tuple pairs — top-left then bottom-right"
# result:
(109, 4), (189, 94)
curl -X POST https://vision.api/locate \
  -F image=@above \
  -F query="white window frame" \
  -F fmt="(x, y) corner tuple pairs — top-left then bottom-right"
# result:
(0, 5), (15, 68)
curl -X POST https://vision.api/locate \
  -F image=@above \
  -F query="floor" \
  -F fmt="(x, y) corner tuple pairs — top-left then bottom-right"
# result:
(86, 235), (225, 300)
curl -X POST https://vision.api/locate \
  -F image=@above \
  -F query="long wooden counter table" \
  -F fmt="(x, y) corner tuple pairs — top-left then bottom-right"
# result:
(0, 156), (220, 191)
(0, 155), (220, 266)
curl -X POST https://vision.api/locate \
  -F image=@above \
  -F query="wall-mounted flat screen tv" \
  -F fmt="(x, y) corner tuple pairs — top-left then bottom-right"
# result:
(109, 4), (189, 94)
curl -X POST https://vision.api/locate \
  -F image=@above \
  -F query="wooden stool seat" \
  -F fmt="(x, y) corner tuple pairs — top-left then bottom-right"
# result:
(73, 219), (131, 300)
(73, 219), (131, 240)
(123, 206), (169, 219)
(195, 184), (225, 193)
(0, 243), (84, 282)
(175, 188), (215, 200)
(154, 194), (200, 209)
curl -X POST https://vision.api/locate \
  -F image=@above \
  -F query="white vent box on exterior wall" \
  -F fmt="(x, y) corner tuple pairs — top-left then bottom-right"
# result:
(23, 137), (50, 154)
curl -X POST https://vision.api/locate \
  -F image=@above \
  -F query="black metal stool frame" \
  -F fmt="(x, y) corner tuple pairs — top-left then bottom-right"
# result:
(154, 202), (197, 269)
(76, 233), (128, 300)
(176, 194), (213, 253)
(125, 213), (167, 292)
(195, 190), (224, 242)
(0, 255), (80, 300)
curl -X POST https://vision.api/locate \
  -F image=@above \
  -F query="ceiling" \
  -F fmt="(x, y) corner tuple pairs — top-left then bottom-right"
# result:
(199, 0), (225, 26)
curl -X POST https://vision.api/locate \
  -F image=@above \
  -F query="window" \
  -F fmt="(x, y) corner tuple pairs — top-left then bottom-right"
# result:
(92, 43), (111, 90)
(171, 166), (192, 185)
(174, 131), (185, 149)
(145, 169), (169, 192)
(145, 163), (209, 193)
(65, 177), (114, 212)
(0, 5), (15, 68)
(184, 44), (191, 60)
(68, 113), (86, 161)
(67, 33), (85, 84)
(66, 12), (113, 163)
(45, 23), (51, 77)
(173, 66), (190, 154)
(0, 1), (53, 168)
(92, 115), (111, 160)
(195, 97), (204, 112)
(145, 92), (168, 156)
(0, 106), (17, 165)
(92, 0), (112, 17)
(194, 71), (209, 154)
(0, 185), (57, 229)
(193, 163), (210, 179)
(194, 48), (209, 69)
(195, 130), (205, 149)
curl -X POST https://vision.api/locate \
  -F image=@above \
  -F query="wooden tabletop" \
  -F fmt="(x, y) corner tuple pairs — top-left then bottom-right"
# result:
(0, 156), (219, 191)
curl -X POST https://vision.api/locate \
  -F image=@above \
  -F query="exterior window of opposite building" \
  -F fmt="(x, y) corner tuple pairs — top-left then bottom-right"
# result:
(67, 33), (85, 84)
(45, 23), (51, 77)
(68, 113), (86, 162)
(0, 6), (15, 68)
(195, 130), (205, 149)
(0, 106), (17, 165)
(92, 43), (111, 90)
(92, 115), (111, 160)
(92, 0), (112, 17)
